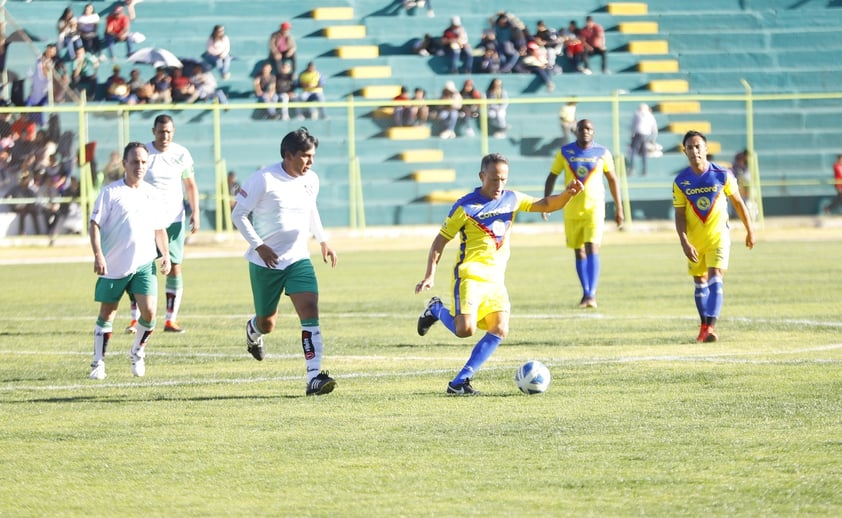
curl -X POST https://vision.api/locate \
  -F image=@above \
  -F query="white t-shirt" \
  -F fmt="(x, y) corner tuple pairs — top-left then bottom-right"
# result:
(231, 162), (326, 270)
(144, 141), (195, 225)
(90, 179), (167, 279)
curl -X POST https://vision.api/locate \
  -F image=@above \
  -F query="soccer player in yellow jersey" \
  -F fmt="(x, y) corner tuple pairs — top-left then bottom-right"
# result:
(543, 119), (623, 309)
(415, 153), (583, 395)
(673, 130), (755, 343)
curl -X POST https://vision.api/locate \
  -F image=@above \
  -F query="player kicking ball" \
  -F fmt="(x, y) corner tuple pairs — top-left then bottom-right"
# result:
(415, 152), (583, 395)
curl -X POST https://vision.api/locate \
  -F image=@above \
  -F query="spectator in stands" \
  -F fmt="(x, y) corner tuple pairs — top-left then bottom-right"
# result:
(275, 61), (296, 121)
(410, 87), (430, 126)
(559, 100), (577, 145)
(104, 65), (133, 103)
(34, 170), (62, 244)
(170, 67), (195, 103)
(58, 11), (83, 62)
(493, 13), (526, 74)
(148, 67), (172, 103)
(392, 86), (412, 127)
(436, 80), (462, 139)
(6, 172), (41, 235)
(441, 16), (472, 74)
(627, 103), (658, 176)
(535, 20), (561, 71)
(520, 41), (555, 92)
(31, 129), (57, 176)
(26, 44), (58, 127)
(128, 68), (155, 104)
(459, 79), (482, 136)
(825, 154), (842, 214)
(77, 3), (101, 56)
(104, 5), (133, 61)
(403, 0), (435, 17)
(297, 61), (326, 120)
(227, 171), (240, 210)
(486, 77), (508, 138)
(125, 0), (139, 21)
(579, 15), (607, 74)
(254, 62), (279, 119)
(411, 33), (440, 57)
(203, 25), (232, 80)
(70, 46), (99, 101)
(561, 20), (588, 74)
(269, 21), (297, 75)
(187, 63), (229, 105)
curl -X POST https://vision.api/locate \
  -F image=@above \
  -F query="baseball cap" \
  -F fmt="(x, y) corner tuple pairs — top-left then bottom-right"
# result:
(451, 16), (461, 26)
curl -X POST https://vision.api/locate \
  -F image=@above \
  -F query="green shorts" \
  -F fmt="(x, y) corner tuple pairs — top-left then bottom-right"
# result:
(165, 220), (186, 265)
(95, 261), (158, 303)
(249, 259), (318, 317)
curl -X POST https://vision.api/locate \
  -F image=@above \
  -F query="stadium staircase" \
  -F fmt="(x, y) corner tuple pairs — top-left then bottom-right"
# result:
(3, 0), (842, 227)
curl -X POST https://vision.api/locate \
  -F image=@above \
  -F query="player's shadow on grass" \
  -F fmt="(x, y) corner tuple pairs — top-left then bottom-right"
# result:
(8, 394), (292, 405)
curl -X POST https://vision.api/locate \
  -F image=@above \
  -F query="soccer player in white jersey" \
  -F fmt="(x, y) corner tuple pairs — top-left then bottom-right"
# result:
(125, 114), (199, 334)
(231, 127), (338, 396)
(89, 142), (170, 380)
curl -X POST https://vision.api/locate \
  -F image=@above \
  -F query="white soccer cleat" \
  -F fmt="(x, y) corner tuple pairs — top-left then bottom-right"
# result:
(130, 346), (146, 377)
(89, 360), (106, 380)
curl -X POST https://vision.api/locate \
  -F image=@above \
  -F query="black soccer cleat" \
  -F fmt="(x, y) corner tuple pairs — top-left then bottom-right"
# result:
(306, 371), (337, 396)
(447, 379), (480, 396)
(417, 296), (441, 336)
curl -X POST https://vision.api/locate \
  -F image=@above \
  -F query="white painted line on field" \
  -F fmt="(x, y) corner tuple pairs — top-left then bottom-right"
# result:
(2, 344), (841, 393)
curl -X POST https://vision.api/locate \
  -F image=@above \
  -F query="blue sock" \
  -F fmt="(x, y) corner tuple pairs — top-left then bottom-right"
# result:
(432, 300), (456, 334)
(575, 256), (589, 297)
(586, 253), (600, 298)
(706, 276), (723, 321)
(452, 332), (503, 384)
(694, 281), (709, 323)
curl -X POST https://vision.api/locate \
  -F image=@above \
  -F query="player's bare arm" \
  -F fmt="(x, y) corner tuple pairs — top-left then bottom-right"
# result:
(415, 234), (448, 293)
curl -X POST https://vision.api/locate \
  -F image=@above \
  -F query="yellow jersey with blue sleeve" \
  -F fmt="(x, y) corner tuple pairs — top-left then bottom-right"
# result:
(549, 141), (613, 219)
(673, 162), (738, 249)
(439, 188), (534, 284)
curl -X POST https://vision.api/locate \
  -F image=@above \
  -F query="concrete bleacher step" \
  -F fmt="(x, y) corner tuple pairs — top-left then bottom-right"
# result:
(360, 84), (403, 99)
(409, 169), (456, 183)
(336, 45), (380, 59)
(668, 121), (712, 134)
(648, 79), (689, 93)
(618, 21), (659, 34)
(607, 2), (649, 15)
(323, 25), (367, 39)
(347, 65), (392, 79)
(311, 7), (355, 20)
(637, 60), (679, 73)
(400, 149), (445, 163)
(386, 126), (431, 140)
(657, 101), (701, 114)
(628, 40), (670, 54)
(421, 190), (465, 204)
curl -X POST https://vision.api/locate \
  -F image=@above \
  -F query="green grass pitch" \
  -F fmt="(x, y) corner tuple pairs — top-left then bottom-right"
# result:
(1, 227), (840, 516)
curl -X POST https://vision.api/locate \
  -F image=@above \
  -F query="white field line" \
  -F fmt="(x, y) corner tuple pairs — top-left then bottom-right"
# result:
(1, 344), (841, 393)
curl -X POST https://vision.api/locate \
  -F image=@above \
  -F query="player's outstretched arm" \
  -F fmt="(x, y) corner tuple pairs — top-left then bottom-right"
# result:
(532, 179), (583, 213)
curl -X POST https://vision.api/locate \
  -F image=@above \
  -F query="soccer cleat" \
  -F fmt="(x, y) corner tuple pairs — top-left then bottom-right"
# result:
(164, 320), (185, 333)
(696, 323), (709, 343)
(447, 379), (480, 395)
(130, 346), (146, 377)
(704, 326), (719, 343)
(585, 297), (598, 308)
(306, 371), (337, 396)
(89, 360), (106, 380)
(417, 296), (441, 336)
(125, 320), (138, 334)
(245, 320), (265, 361)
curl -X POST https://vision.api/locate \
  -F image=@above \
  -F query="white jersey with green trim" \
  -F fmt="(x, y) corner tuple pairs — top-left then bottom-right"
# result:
(144, 141), (195, 225)
(90, 179), (167, 279)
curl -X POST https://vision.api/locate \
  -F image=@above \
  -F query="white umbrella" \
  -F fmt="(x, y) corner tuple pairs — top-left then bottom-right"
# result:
(127, 47), (183, 68)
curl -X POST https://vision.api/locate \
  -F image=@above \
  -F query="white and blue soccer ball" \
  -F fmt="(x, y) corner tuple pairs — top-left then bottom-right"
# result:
(514, 360), (552, 395)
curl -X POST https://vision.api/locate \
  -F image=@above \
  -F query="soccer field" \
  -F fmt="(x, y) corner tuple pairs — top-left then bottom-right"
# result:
(1, 223), (841, 516)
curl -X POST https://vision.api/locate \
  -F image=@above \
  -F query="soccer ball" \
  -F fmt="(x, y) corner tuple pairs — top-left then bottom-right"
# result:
(514, 360), (552, 395)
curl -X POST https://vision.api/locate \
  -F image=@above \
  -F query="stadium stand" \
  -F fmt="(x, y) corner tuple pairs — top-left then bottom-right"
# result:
(2, 0), (842, 231)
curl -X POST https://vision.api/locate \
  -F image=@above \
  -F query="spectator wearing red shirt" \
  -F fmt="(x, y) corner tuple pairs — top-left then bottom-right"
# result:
(579, 15), (607, 74)
(825, 154), (842, 214)
(104, 5), (133, 60)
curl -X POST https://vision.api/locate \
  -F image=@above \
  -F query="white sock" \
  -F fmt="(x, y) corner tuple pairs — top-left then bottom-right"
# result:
(166, 288), (183, 322)
(302, 325), (323, 382)
(93, 323), (113, 363)
(132, 321), (153, 357)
